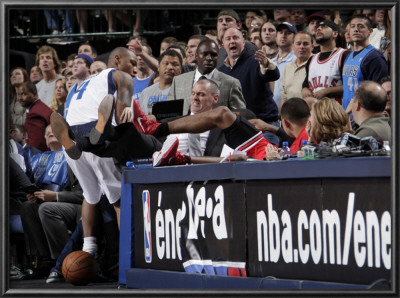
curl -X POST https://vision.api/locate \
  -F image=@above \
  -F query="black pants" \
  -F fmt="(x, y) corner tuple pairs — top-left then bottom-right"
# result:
(19, 201), (51, 258)
(85, 123), (163, 164)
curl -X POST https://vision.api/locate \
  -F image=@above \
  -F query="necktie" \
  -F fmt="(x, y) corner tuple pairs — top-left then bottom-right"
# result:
(188, 133), (203, 156)
(198, 75), (207, 81)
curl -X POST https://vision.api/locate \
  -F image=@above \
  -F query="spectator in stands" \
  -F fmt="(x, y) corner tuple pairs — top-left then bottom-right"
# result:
(218, 27), (280, 145)
(216, 9), (258, 68)
(61, 53), (76, 77)
(10, 124), (41, 161)
(342, 15), (388, 113)
(344, 22), (354, 51)
(185, 35), (208, 71)
(10, 67), (29, 126)
(350, 81), (391, 142)
(29, 66), (43, 84)
(90, 60), (107, 75)
(260, 21), (279, 59)
(273, 9), (291, 23)
(138, 49), (182, 116)
(64, 71), (77, 92)
(9, 126), (33, 178)
(168, 39), (246, 116)
(132, 43), (156, 101)
(280, 32), (313, 106)
(165, 78), (237, 157)
(160, 36), (178, 54)
(272, 22), (297, 110)
(305, 13), (325, 53)
(77, 42), (98, 60)
(279, 97), (310, 154)
(301, 20), (349, 103)
(17, 82), (53, 152)
(369, 9), (391, 61)
(249, 15), (264, 35)
(19, 125), (83, 279)
(380, 76), (391, 118)
(244, 10), (259, 32)
(35, 45), (64, 107)
(307, 97), (352, 144)
(249, 28), (263, 49)
(290, 9), (307, 32)
(362, 9), (376, 27)
(49, 78), (67, 112)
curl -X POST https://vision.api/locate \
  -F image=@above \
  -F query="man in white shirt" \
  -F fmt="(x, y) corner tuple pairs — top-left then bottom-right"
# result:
(35, 45), (64, 107)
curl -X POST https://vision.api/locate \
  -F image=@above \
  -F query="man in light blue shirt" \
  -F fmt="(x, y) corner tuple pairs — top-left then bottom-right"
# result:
(272, 22), (297, 112)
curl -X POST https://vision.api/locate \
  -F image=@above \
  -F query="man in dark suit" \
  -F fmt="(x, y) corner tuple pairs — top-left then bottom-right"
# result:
(167, 39), (246, 115)
(17, 82), (53, 152)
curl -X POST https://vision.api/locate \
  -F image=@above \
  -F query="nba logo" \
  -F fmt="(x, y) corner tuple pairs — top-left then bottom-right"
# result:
(142, 190), (152, 263)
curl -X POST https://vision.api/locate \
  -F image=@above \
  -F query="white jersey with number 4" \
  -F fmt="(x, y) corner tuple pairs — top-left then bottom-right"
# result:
(66, 68), (117, 126)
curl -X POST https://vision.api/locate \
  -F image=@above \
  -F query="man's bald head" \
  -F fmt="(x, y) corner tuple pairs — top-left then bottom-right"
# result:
(354, 80), (387, 112)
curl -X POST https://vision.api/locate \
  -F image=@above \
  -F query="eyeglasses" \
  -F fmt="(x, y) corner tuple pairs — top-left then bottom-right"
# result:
(251, 23), (261, 28)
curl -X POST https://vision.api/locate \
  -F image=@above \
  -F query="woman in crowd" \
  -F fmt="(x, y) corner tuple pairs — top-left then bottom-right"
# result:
(307, 97), (353, 144)
(9, 67), (30, 126)
(49, 78), (68, 112)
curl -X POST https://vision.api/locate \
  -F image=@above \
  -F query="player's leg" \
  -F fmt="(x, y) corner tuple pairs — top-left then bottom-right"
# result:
(51, 112), (84, 160)
(89, 94), (115, 145)
(166, 106), (237, 135)
(98, 124), (163, 164)
(81, 199), (100, 257)
(89, 96), (162, 144)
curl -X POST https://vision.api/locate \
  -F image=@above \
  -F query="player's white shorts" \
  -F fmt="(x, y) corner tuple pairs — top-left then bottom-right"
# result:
(64, 151), (121, 205)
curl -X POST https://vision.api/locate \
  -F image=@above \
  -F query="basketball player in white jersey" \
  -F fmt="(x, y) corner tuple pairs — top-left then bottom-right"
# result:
(301, 20), (350, 104)
(51, 47), (136, 258)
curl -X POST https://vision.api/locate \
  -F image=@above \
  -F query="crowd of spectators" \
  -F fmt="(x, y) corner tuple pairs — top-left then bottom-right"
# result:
(9, 8), (392, 284)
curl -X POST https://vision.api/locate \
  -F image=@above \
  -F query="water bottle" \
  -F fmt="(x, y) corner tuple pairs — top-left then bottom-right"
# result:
(297, 140), (308, 158)
(280, 141), (291, 159)
(383, 141), (391, 156)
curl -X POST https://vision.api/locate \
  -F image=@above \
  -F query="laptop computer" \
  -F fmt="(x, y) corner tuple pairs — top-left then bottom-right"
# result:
(152, 99), (184, 120)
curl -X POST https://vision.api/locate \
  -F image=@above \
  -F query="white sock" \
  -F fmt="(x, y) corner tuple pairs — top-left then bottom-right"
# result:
(82, 237), (98, 256)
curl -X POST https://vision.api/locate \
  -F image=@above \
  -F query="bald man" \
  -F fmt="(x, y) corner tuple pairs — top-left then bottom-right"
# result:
(351, 80), (391, 142)
(218, 27), (281, 145)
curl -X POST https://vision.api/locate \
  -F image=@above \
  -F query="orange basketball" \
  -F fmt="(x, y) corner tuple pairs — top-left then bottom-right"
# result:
(62, 250), (98, 285)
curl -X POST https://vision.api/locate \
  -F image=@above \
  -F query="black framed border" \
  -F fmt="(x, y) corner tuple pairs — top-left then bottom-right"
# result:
(1, 0), (398, 297)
